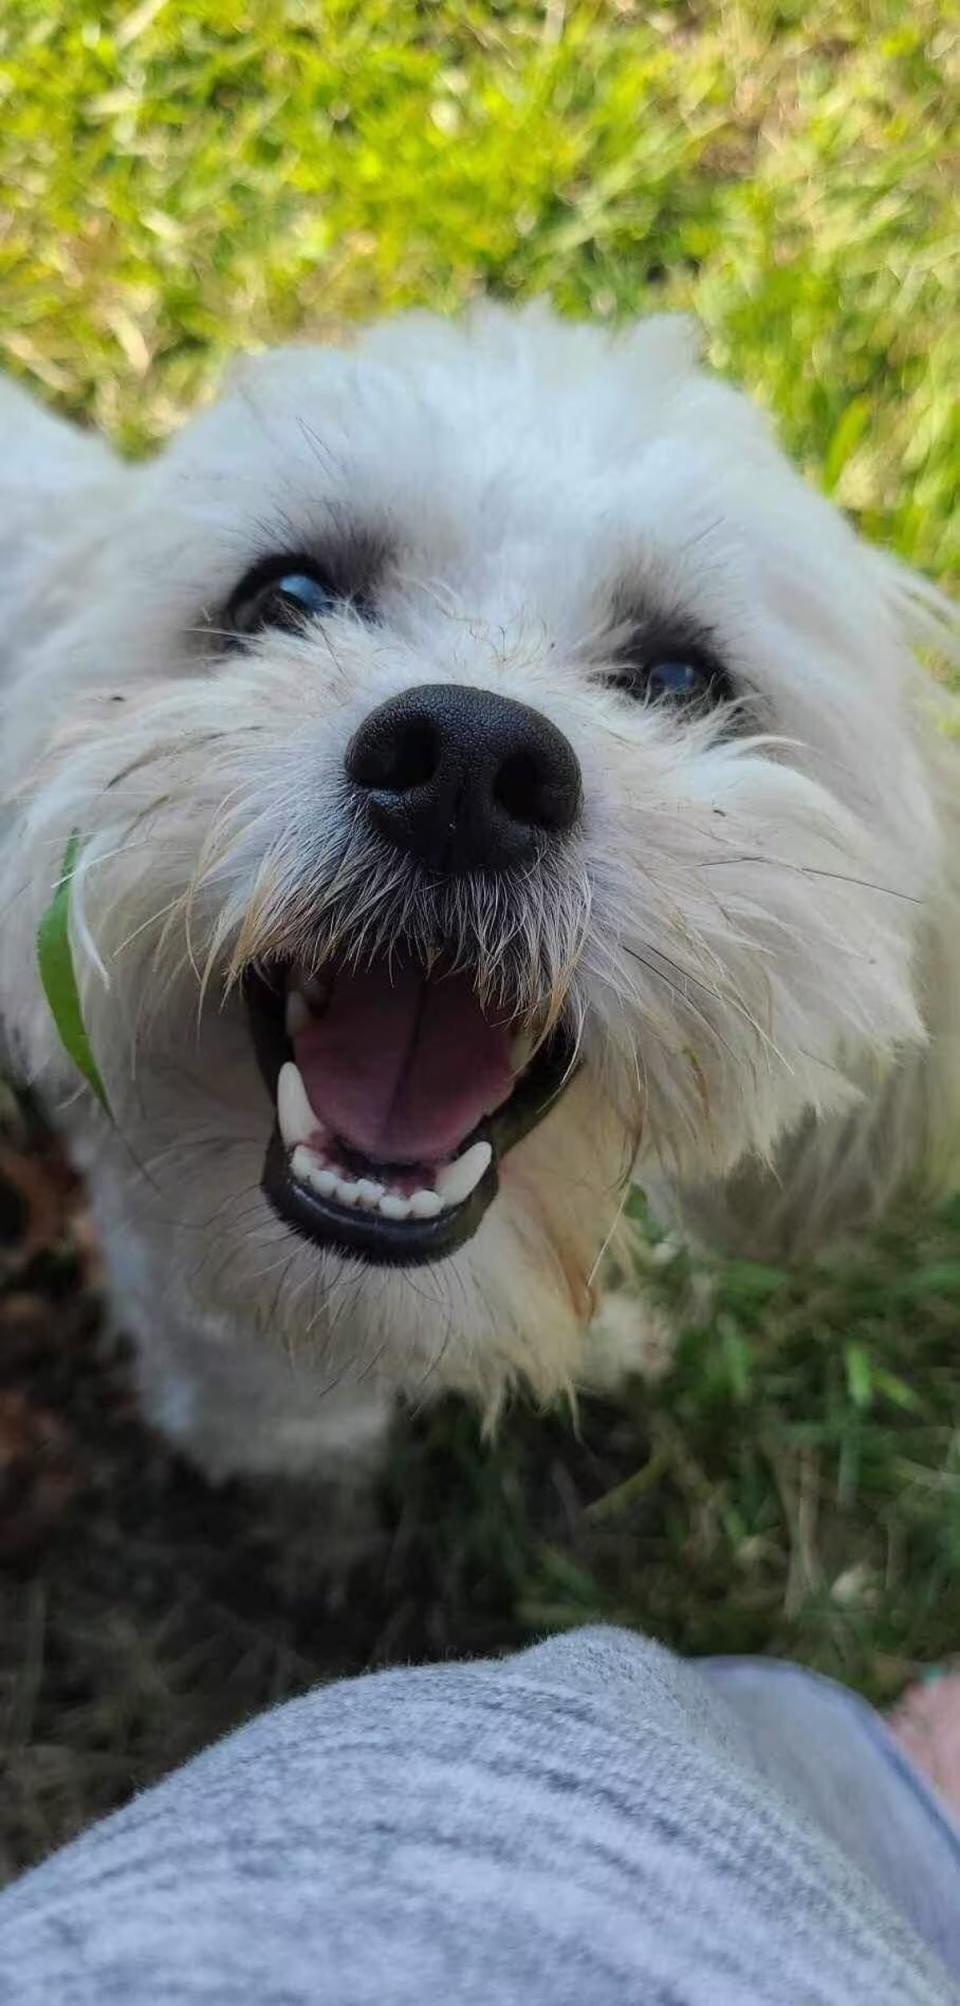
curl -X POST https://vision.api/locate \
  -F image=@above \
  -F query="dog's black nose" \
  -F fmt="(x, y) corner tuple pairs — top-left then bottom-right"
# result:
(345, 683), (582, 873)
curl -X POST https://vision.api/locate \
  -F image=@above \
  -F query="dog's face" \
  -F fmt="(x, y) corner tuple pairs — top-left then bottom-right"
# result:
(2, 308), (942, 1403)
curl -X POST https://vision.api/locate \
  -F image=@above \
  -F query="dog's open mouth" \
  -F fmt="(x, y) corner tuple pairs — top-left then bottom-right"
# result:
(246, 955), (576, 1265)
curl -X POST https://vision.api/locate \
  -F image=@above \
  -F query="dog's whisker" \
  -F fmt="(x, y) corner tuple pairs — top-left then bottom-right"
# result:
(623, 938), (783, 1062)
(695, 852), (924, 904)
(586, 1170), (635, 1291)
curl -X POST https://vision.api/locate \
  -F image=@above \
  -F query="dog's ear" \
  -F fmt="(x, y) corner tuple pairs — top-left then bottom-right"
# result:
(674, 549), (960, 1257)
(872, 544), (960, 679)
(0, 375), (131, 650)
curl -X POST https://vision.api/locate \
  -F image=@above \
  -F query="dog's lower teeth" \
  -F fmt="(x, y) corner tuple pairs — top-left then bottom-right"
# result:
(409, 1188), (442, 1218)
(355, 1178), (385, 1207)
(288, 1131), (491, 1221)
(379, 1194), (411, 1220)
(290, 1145), (336, 1199)
(435, 1140), (492, 1207)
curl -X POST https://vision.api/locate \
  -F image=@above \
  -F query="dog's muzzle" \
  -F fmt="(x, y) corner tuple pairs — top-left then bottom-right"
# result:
(247, 683), (582, 1266)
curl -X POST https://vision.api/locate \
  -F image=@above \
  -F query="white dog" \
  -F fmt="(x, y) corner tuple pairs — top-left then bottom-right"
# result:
(1, 305), (957, 1480)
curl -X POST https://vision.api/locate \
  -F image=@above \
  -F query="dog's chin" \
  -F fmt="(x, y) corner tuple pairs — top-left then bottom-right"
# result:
(244, 956), (577, 1269)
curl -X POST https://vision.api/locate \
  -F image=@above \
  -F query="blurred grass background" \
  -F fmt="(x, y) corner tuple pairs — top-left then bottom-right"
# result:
(1, 0), (959, 1877)
(2, 0), (957, 575)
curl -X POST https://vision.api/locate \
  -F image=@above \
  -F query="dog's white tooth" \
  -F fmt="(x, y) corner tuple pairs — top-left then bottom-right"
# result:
(509, 1029), (535, 1073)
(408, 1188), (442, 1218)
(435, 1140), (493, 1209)
(378, 1194), (412, 1220)
(355, 1178), (385, 1207)
(334, 1177), (361, 1208)
(278, 1061), (318, 1149)
(285, 990), (311, 1039)
(291, 1147), (337, 1198)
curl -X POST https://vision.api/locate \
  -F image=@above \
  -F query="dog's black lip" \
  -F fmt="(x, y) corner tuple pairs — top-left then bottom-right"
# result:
(245, 966), (577, 1268)
(261, 1125), (497, 1267)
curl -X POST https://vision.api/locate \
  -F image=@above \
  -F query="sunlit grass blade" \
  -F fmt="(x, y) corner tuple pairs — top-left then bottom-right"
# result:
(36, 830), (112, 1119)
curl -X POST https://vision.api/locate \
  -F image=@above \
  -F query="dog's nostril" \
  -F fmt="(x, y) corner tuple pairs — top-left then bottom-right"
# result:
(389, 721), (439, 792)
(494, 746), (574, 831)
(356, 718), (438, 786)
(346, 716), (439, 794)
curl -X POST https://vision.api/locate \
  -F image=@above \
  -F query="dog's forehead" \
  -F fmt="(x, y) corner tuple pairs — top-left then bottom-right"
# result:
(158, 326), (795, 615)
(146, 312), (895, 686)
(177, 340), (702, 506)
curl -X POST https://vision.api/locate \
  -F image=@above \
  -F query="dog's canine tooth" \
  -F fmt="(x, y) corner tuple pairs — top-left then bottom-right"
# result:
(301, 971), (330, 1010)
(509, 1029), (535, 1073)
(435, 1140), (492, 1209)
(278, 1061), (319, 1149)
(285, 990), (311, 1038)
(408, 1188), (442, 1218)
(378, 1193), (412, 1220)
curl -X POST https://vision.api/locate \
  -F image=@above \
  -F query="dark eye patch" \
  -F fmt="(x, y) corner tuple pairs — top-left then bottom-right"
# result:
(227, 561), (344, 638)
(603, 606), (735, 714)
(219, 527), (389, 645)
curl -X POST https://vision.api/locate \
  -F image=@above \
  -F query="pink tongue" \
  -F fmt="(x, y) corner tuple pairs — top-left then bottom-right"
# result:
(293, 962), (515, 1164)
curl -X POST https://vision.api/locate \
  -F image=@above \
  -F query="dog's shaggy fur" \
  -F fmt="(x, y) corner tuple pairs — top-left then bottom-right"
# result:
(1, 306), (958, 1478)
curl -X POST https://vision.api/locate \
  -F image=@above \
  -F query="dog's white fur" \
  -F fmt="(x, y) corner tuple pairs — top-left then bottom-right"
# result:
(1, 305), (958, 1477)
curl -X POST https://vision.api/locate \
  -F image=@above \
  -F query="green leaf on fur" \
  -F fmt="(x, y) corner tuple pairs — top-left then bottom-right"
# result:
(36, 830), (112, 1118)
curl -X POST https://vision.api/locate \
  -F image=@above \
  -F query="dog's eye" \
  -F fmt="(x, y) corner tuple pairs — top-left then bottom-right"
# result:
(609, 648), (731, 709)
(647, 660), (705, 700)
(227, 564), (343, 639)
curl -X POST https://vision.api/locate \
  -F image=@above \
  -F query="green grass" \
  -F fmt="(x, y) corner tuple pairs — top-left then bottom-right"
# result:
(368, 1192), (960, 1703)
(1, 0), (959, 1713)
(1, 0), (957, 578)
(520, 1198), (960, 1698)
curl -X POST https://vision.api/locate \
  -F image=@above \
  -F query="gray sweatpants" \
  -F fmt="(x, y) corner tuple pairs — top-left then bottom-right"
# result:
(0, 1627), (958, 2003)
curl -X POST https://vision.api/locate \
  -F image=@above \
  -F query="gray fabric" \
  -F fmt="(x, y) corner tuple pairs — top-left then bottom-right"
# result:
(0, 1626), (956, 2004)
(703, 1655), (960, 1976)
